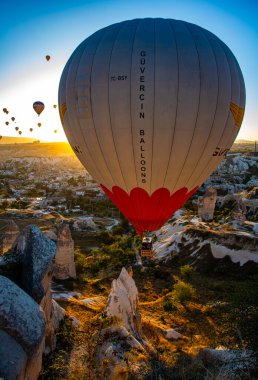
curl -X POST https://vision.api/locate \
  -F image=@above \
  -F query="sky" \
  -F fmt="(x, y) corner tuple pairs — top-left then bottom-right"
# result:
(0, 0), (257, 142)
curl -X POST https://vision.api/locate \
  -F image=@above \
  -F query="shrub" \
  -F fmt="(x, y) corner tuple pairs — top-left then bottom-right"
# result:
(173, 280), (196, 304)
(180, 264), (194, 278)
(163, 296), (177, 312)
(95, 230), (116, 245)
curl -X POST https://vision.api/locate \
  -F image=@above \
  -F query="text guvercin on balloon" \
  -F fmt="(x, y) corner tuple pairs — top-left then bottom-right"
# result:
(139, 51), (147, 184)
(139, 50), (146, 119)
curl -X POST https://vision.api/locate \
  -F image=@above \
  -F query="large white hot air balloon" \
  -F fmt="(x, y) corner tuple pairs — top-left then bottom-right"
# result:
(59, 18), (245, 235)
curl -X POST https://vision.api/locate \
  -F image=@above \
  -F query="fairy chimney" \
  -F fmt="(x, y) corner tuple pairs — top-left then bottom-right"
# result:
(2, 220), (20, 254)
(53, 223), (76, 280)
(198, 187), (217, 222)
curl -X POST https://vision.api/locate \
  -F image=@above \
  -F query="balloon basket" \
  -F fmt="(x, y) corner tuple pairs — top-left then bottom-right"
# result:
(140, 249), (154, 259)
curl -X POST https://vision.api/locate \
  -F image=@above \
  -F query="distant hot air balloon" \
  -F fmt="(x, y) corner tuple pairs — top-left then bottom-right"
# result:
(37, 123), (41, 127)
(15, 127), (19, 131)
(11, 117), (15, 122)
(29, 128), (33, 132)
(33, 101), (44, 116)
(46, 55), (50, 61)
(59, 18), (245, 235)
(18, 131), (22, 135)
(53, 104), (57, 108)
(5, 121), (9, 126)
(3, 108), (8, 114)
(54, 129), (58, 133)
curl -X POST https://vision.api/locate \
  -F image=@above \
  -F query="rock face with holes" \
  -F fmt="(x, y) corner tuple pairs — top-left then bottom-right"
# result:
(1, 219), (20, 254)
(53, 222), (76, 280)
(0, 225), (65, 379)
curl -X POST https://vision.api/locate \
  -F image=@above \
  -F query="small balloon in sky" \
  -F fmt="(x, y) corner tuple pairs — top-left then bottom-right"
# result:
(54, 129), (58, 133)
(18, 131), (22, 135)
(37, 122), (41, 127)
(3, 108), (8, 114)
(15, 127), (19, 131)
(53, 104), (57, 108)
(11, 117), (15, 122)
(45, 55), (51, 61)
(29, 128), (33, 132)
(5, 121), (9, 126)
(33, 101), (44, 116)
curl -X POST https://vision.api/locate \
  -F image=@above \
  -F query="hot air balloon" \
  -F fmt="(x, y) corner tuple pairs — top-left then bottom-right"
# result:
(18, 131), (22, 135)
(11, 117), (15, 122)
(5, 122), (9, 126)
(29, 128), (33, 132)
(54, 129), (58, 134)
(59, 18), (245, 236)
(37, 123), (41, 127)
(3, 108), (8, 114)
(46, 55), (50, 61)
(15, 127), (19, 131)
(33, 101), (44, 116)
(53, 104), (57, 108)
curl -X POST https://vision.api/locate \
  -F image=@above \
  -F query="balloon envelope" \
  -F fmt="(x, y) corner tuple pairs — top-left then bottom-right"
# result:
(33, 101), (44, 116)
(46, 55), (50, 61)
(59, 18), (245, 235)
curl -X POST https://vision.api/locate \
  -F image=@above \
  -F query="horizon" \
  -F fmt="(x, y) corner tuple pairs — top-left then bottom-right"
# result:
(0, 136), (256, 145)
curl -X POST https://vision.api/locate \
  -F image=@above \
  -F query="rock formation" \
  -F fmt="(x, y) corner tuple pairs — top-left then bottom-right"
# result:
(198, 347), (256, 374)
(0, 275), (45, 380)
(53, 222), (76, 280)
(97, 268), (149, 380)
(44, 229), (57, 241)
(72, 217), (97, 231)
(0, 225), (65, 379)
(198, 187), (217, 221)
(1, 219), (20, 254)
(106, 267), (145, 343)
(154, 217), (258, 271)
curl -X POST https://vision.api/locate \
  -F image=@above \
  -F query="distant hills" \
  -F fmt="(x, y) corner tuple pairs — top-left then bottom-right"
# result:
(0, 137), (256, 162)
(235, 139), (256, 144)
(0, 136), (39, 144)
(0, 141), (74, 161)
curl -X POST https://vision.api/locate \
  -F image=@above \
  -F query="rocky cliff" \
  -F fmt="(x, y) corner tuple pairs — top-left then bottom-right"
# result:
(154, 216), (258, 274)
(0, 225), (65, 380)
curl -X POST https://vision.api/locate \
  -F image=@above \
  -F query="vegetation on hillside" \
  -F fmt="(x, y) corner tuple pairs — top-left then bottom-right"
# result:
(39, 216), (258, 380)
